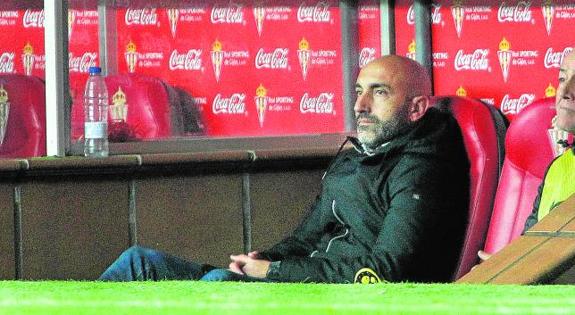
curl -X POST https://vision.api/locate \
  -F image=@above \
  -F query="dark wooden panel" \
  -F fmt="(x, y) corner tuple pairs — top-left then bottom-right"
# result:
(20, 178), (130, 280)
(136, 174), (243, 268)
(0, 183), (14, 279)
(250, 170), (323, 252)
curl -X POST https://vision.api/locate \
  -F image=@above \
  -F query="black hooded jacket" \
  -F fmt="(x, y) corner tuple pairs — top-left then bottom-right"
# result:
(260, 108), (470, 283)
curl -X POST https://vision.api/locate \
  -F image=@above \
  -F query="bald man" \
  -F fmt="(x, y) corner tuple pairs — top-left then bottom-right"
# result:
(100, 55), (470, 283)
(524, 50), (575, 231)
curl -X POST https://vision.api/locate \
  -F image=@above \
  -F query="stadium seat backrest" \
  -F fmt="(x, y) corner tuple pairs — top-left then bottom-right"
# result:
(0, 74), (46, 158)
(483, 98), (566, 255)
(433, 96), (506, 280)
(72, 73), (178, 141)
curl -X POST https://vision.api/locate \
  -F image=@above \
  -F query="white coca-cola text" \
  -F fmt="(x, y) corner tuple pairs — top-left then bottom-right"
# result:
(359, 47), (376, 68)
(213, 93), (246, 114)
(500, 94), (534, 114)
(454, 49), (490, 71)
(297, 1), (331, 22)
(23, 10), (44, 28)
(125, 8), (158, 25)
(544, 47), (574, 69)
(300, 92), (334, 114)
(211, 4), (244, 24)
(497, 1), (532, 22)
(169, 49), (202, 70)
(255, 48), (288, 69)
(0, 53), (15, 73)
(407, 4), (442, 25)
(69, 52), (97, 73)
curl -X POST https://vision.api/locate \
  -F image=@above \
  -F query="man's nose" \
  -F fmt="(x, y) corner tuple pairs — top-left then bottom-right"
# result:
(354, 93), (371, 114)
(564, 76), (575, 101)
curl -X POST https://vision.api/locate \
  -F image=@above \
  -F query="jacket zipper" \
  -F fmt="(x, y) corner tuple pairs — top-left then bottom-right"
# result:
(309, 200), (350, 258)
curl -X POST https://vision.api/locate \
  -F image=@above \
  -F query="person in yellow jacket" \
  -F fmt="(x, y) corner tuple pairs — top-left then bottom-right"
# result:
(524, 49), (575, 230)
(478, 49), (575, 263)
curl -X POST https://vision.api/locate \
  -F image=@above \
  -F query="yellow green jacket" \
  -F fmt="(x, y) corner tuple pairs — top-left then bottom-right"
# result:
(524, 148), (575, 231)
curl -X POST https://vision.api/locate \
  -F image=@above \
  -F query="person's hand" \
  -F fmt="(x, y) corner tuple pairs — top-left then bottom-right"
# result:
(477, 250), (492, 262)
(229, 254), (271, 278)
(228, 260), (245, 275)
(471, 250), (493, 271)
(247, 251), (260, 259)
(228, 251), (262, 275)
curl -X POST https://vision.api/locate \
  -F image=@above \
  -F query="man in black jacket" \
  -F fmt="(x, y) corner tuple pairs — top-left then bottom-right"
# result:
(100, 55), (470, 283)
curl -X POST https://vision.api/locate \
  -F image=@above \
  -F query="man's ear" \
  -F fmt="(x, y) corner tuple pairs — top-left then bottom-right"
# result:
(408, 95), (430, 122)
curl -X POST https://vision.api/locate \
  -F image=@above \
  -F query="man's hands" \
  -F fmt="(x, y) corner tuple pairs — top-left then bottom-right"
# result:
(228, 251), (271, 278)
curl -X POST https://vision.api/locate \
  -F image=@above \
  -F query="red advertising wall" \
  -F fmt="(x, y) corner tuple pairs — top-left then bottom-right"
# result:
(68, 8), (101, 102)
(115, 1), (345, 137)
(395, 0), (575, 121)
(0, 9), (45, 79)
(358, 0), (381, 68)
(0, 7), (100, 97)
(5, 1), (570, 136)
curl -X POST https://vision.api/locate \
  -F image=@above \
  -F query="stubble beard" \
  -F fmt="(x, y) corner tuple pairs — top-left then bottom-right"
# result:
(357, 107), (411, 150)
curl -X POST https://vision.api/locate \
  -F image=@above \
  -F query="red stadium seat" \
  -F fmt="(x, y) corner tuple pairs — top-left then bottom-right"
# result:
(433, 96), (506, 280)
(483, 98), (569, 255)
(72, 73), (186, 142)
(0, 74), (46, 158)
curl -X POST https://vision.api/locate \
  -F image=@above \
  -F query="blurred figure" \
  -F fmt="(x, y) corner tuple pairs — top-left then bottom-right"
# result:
(523, 49), (575, 230)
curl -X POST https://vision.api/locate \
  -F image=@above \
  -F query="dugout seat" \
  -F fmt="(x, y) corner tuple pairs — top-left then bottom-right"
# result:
(433, 96), (506, 280)
(72, 73), (198, 142)
(482, 97), (569, 255)
(0, 74), (46, 158)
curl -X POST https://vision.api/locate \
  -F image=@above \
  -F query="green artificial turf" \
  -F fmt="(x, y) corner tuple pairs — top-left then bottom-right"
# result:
(1, 281), (575, 314)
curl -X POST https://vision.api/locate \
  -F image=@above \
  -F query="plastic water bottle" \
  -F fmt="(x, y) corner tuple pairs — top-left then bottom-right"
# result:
(83, 66), (109, 157)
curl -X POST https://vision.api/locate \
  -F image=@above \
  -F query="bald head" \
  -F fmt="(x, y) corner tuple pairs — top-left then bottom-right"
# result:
(362, 55), (432, 99)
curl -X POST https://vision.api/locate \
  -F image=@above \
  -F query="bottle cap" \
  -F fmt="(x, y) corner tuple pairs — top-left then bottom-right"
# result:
(88, 66), (102, 74)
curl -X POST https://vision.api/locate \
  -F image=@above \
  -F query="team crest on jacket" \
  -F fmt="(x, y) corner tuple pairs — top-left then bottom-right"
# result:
(354, 268), (382, 284)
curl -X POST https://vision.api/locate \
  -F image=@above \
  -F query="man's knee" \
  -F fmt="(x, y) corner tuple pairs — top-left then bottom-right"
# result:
(100, 246), (163, 281)
(120, 245), (158, 261)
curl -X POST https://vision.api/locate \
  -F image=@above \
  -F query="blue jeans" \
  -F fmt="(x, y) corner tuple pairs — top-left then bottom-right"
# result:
(99, 246), (269, 282)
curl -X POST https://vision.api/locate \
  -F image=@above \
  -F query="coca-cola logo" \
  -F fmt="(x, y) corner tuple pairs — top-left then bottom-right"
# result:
(0, 53), (15, 73)
(500, 94), (535, 115)
(300, 92), (334, 114)
(213, 93), (246, 114)
(407, 4), (442, 25)
(297, 1), (331, 23)
(255, 48), (288, 69)
(211, 3), (244, 24)
(169, 49), (202, 70)
(359, 47), (376, 68)
(454, 49), (490, 71)
(125, 8), (158, 25)
(544, 47), (574, 69)
(69, 52), (97, 72)
(23, 9), (44, 28)
(498, 1), (533, 23)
